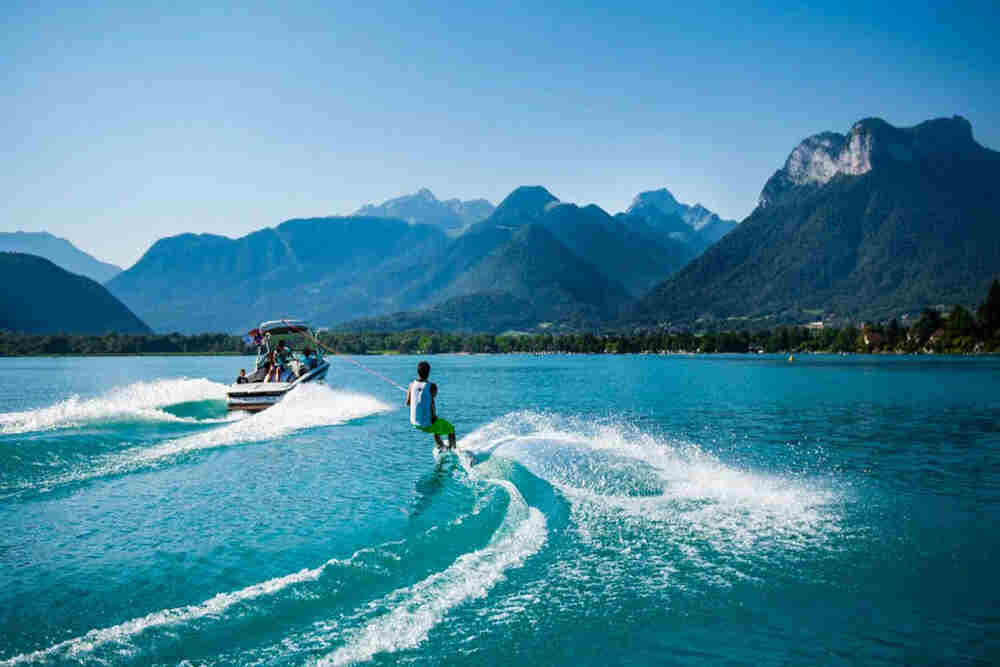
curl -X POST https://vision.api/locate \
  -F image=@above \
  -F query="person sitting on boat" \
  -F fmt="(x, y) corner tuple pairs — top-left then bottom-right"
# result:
(265, 341), (291, 382)
(302, 348), (319, 371)
(406, 360), (457, 451)
(236, 369), (248, 384)
(276, 339), (296, 382)
(263, 349), (276, 382)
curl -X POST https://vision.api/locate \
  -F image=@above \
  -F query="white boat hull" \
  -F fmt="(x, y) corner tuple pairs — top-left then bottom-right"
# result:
(226, 361), (329, 412)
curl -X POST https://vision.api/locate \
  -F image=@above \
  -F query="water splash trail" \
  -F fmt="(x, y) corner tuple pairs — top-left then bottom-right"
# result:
(1, 410), (847, 665)
(0, 549), (373, 666)
(317, 472), (546, 665)
(0, 378), (228, 434)
(0, 383), (390, 498)
(460, 411), (846, 587)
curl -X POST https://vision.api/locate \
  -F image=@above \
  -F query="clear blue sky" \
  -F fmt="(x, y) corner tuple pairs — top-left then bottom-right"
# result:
(3, 0), (997, 268)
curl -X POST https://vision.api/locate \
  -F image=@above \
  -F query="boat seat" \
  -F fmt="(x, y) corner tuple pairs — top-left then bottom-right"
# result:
(247, 367), (268, 383)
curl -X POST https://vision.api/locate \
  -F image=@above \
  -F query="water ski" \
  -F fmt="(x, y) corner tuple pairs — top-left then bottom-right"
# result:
(433, 447), (458, 464)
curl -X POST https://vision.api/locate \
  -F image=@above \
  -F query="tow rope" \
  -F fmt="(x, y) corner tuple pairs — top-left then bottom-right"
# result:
(281, 320), (407, 393)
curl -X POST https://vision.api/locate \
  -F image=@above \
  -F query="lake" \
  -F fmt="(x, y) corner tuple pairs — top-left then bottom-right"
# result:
(1, 354), (998, 665)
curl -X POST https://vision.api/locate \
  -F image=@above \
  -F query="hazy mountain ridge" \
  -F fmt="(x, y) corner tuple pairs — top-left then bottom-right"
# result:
(629, 115), (1000, 328)
(0, 231), (122, 283)
(107, 217), (451, 333)
(353, 188), (495, 233)
(339, 292), (541, 333)
(108, 184), (693, 334)
(443, 222), (630, 326)
(622, 188), (738, 252)
(351, 188), (642, 332)
(336, 186), (695, 332)
(0, 252), (150, 334)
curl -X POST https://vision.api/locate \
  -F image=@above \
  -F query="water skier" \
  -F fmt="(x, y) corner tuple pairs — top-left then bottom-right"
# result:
(406, 360), (457, 451)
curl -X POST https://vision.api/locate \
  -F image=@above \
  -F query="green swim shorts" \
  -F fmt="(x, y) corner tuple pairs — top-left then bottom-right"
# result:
(417, 418), (455, 435)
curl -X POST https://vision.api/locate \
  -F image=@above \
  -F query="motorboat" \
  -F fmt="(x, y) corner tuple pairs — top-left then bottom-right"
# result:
(226, 319), (330, 412)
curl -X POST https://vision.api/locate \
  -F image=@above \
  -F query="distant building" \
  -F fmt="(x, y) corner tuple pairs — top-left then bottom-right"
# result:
(863, 331), (883, 348)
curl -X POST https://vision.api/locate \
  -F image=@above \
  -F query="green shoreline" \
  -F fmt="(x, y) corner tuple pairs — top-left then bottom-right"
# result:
(2, 350), (998, 359)
(3, 280), (998, 357)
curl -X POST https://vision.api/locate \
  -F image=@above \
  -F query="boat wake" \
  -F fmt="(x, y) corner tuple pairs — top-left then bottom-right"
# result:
(1, 410), (847, 665)
(0, 383), (390, 499)
(126, 383), (389, 465)
(0, 462), (543, 666)
(0, 378), (229, 435)
(0, 548), (369, 666)
(317, 479), (546, 665)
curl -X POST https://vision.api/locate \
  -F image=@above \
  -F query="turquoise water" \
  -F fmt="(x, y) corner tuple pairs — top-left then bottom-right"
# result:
(1, 354), (998, 665)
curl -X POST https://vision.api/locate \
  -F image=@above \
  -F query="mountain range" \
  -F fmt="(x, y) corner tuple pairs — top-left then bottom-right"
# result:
(105, 185), (704, 333)
(353, 188), (495, 234)
(0, 252), (150, 334)
(11, 114), (995, 336)
(630, 115), (1000, 327)
(0, 231), (122, 284)
(106, 217), (451, 333)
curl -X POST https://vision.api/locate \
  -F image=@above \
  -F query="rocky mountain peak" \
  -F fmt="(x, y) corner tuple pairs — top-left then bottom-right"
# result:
(353, 189), (494, 231)
(626, 188), (683, 217)
(623, 187), (738, 249)
(759, 115), (981, 208)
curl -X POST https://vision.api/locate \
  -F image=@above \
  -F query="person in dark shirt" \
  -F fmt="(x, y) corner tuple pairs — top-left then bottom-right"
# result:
(236, 369), (248, 384)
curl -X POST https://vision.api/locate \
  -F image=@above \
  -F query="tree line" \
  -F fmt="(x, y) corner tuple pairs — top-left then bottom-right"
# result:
(2, 281), (998, 357)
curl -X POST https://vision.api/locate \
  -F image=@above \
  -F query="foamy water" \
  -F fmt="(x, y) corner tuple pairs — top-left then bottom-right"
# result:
(318, 476), (547, 665)
(5, 355), (994, 666)
(460, 412), (843, 587)
(0, 378), (228, 434)
(0, 381), (390, 497)
(0, 550), (370, 666)
(129, 384), (390, 465)
(1, 403), (841, 665)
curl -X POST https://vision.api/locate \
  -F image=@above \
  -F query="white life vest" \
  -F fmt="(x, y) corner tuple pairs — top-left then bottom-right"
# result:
(409, 380), (433, 427)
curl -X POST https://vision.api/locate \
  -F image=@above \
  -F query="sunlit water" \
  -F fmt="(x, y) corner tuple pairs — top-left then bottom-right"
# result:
(1, 354), (998, 665)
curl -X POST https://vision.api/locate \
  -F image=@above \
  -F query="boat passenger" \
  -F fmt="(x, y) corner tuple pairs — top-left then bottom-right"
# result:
(236, 369), (248, 384)
(302, 348), (319, 371)
(264, 346), (280, 382)
(268, 339), (293, 382)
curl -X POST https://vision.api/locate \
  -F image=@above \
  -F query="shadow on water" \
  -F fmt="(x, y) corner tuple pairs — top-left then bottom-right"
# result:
(410, 460), (458, 518)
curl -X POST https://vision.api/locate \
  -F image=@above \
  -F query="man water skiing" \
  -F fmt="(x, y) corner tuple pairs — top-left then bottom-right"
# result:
(406, 360), (457, 450)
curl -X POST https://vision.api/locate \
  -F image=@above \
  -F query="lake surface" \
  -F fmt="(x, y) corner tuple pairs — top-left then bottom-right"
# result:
(1, 354), (998, 665)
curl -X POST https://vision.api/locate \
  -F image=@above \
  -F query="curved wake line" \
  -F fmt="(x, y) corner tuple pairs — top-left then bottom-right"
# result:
(460, 411), (844, 562)
(0, 549), (370, 666)
(0, 378), (228, 435)
(317, 464), (547, 665)
(2, 385), (390, 497)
